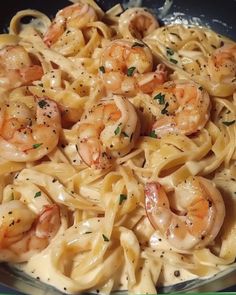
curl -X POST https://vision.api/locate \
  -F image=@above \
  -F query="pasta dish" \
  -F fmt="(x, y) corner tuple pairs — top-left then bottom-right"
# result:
(0, 0), (236, 293)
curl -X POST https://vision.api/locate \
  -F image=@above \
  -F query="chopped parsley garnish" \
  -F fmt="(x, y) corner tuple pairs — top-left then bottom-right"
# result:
(34, 191), (41, 198)
(32, 143), (43, 149)
(169, 58), (178, 64)
(132, 42), (145, 48)
(149, 130), (157, 138)
(198, 86), (203, 91)
(114, 123), (122, 135)
(166, 47), (174, 56)
(222, 120), (235, 126)
(119, 194), (127, 205)
(127, 67), (136, 77)
(38, 100), (47, 108)
(102, 234), (109, 242)
(161, 102), (169, 114)
(121, 131), (129, 137)
(99, 66), (105, 73)
(154, 93), (165, 105)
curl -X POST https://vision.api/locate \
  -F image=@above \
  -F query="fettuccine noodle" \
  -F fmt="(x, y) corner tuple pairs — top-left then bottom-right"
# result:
(0, 0), (235, 294)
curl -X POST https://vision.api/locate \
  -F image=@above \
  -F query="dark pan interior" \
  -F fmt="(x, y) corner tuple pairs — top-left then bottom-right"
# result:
(0, 0), (235, 40)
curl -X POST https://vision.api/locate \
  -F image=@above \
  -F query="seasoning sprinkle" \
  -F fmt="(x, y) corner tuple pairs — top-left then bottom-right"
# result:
(38, 100), (47, 108)
(132, 42), (145, 48)
(121, 131), (129, 137)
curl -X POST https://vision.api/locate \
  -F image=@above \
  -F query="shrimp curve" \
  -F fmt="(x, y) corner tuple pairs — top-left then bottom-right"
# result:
(75, 95), (140, 169)
(43, 2), (98, 46)
(0, 200), (60, 262)
(0, 98), (61, 162)
(0, 45), (43, 90)
(100, 39), (168, 96)
(145, 176), (225, 250)
(208, 44), (236, 83)
(118, 7), (159, 39)
(151, 80), (210, 137)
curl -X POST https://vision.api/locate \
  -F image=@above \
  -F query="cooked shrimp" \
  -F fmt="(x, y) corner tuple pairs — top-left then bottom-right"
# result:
(119, 7), (159, 39)
(0, 45), (43, 90)
(145, 176), (225, 250)
(151, 80), (210, 137)
(75, 95), (140, 169)
(0, 200), (60, 262)
(100, 39), (167, 95)
(0, 98), (61, 162)
(43, 2), (97, 46)
(208, 44), (236, 83)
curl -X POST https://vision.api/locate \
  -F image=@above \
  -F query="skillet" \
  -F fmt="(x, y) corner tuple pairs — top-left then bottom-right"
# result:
(0, 0), (235, 294)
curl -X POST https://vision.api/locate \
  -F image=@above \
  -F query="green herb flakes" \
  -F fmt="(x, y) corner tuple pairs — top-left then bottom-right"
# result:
(32, 143), (43, 149)
(154, 93), (165, 104)
(161, 102), (169, 115)
(127, 67), (136, 77)
(222, 120), (235, 126)
(149, 130), (157, 138)
(166, 47), (174, 56)
(169, 58), (178, 64)
(99, 66), (105, 73)
(114, 125), (121, 135)
(102, 234), (109, 242)
(119, 194), (127, 205)
(34, 191), (41, 198)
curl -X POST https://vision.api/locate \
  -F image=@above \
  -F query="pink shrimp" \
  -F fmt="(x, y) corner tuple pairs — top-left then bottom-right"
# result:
(43, 2), (97, 47)
(100, 39), (168, 96)
(0, 200), (60, 262)
(151, 80), (210, 137)
(76, 95), (140, 169)
(145, 177), (225, 250)
(0, 98), (61, 162)
(0, 45), (43, 90)
(208, 44), (236, 83)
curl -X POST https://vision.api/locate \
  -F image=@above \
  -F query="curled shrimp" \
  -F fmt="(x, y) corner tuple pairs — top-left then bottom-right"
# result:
(151, 80), (210, 137)
(0, 98), (61, 162)
(0, 45), (43, 90)
(75, 95), (140, 169)
(0, 200), (60, 262)
(145, 176), (225, 250)
(119, 7), (159, 39)
(43, 2), (97, 46)
(100, 39), (168, 96)
(208, 44), (236, 83)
